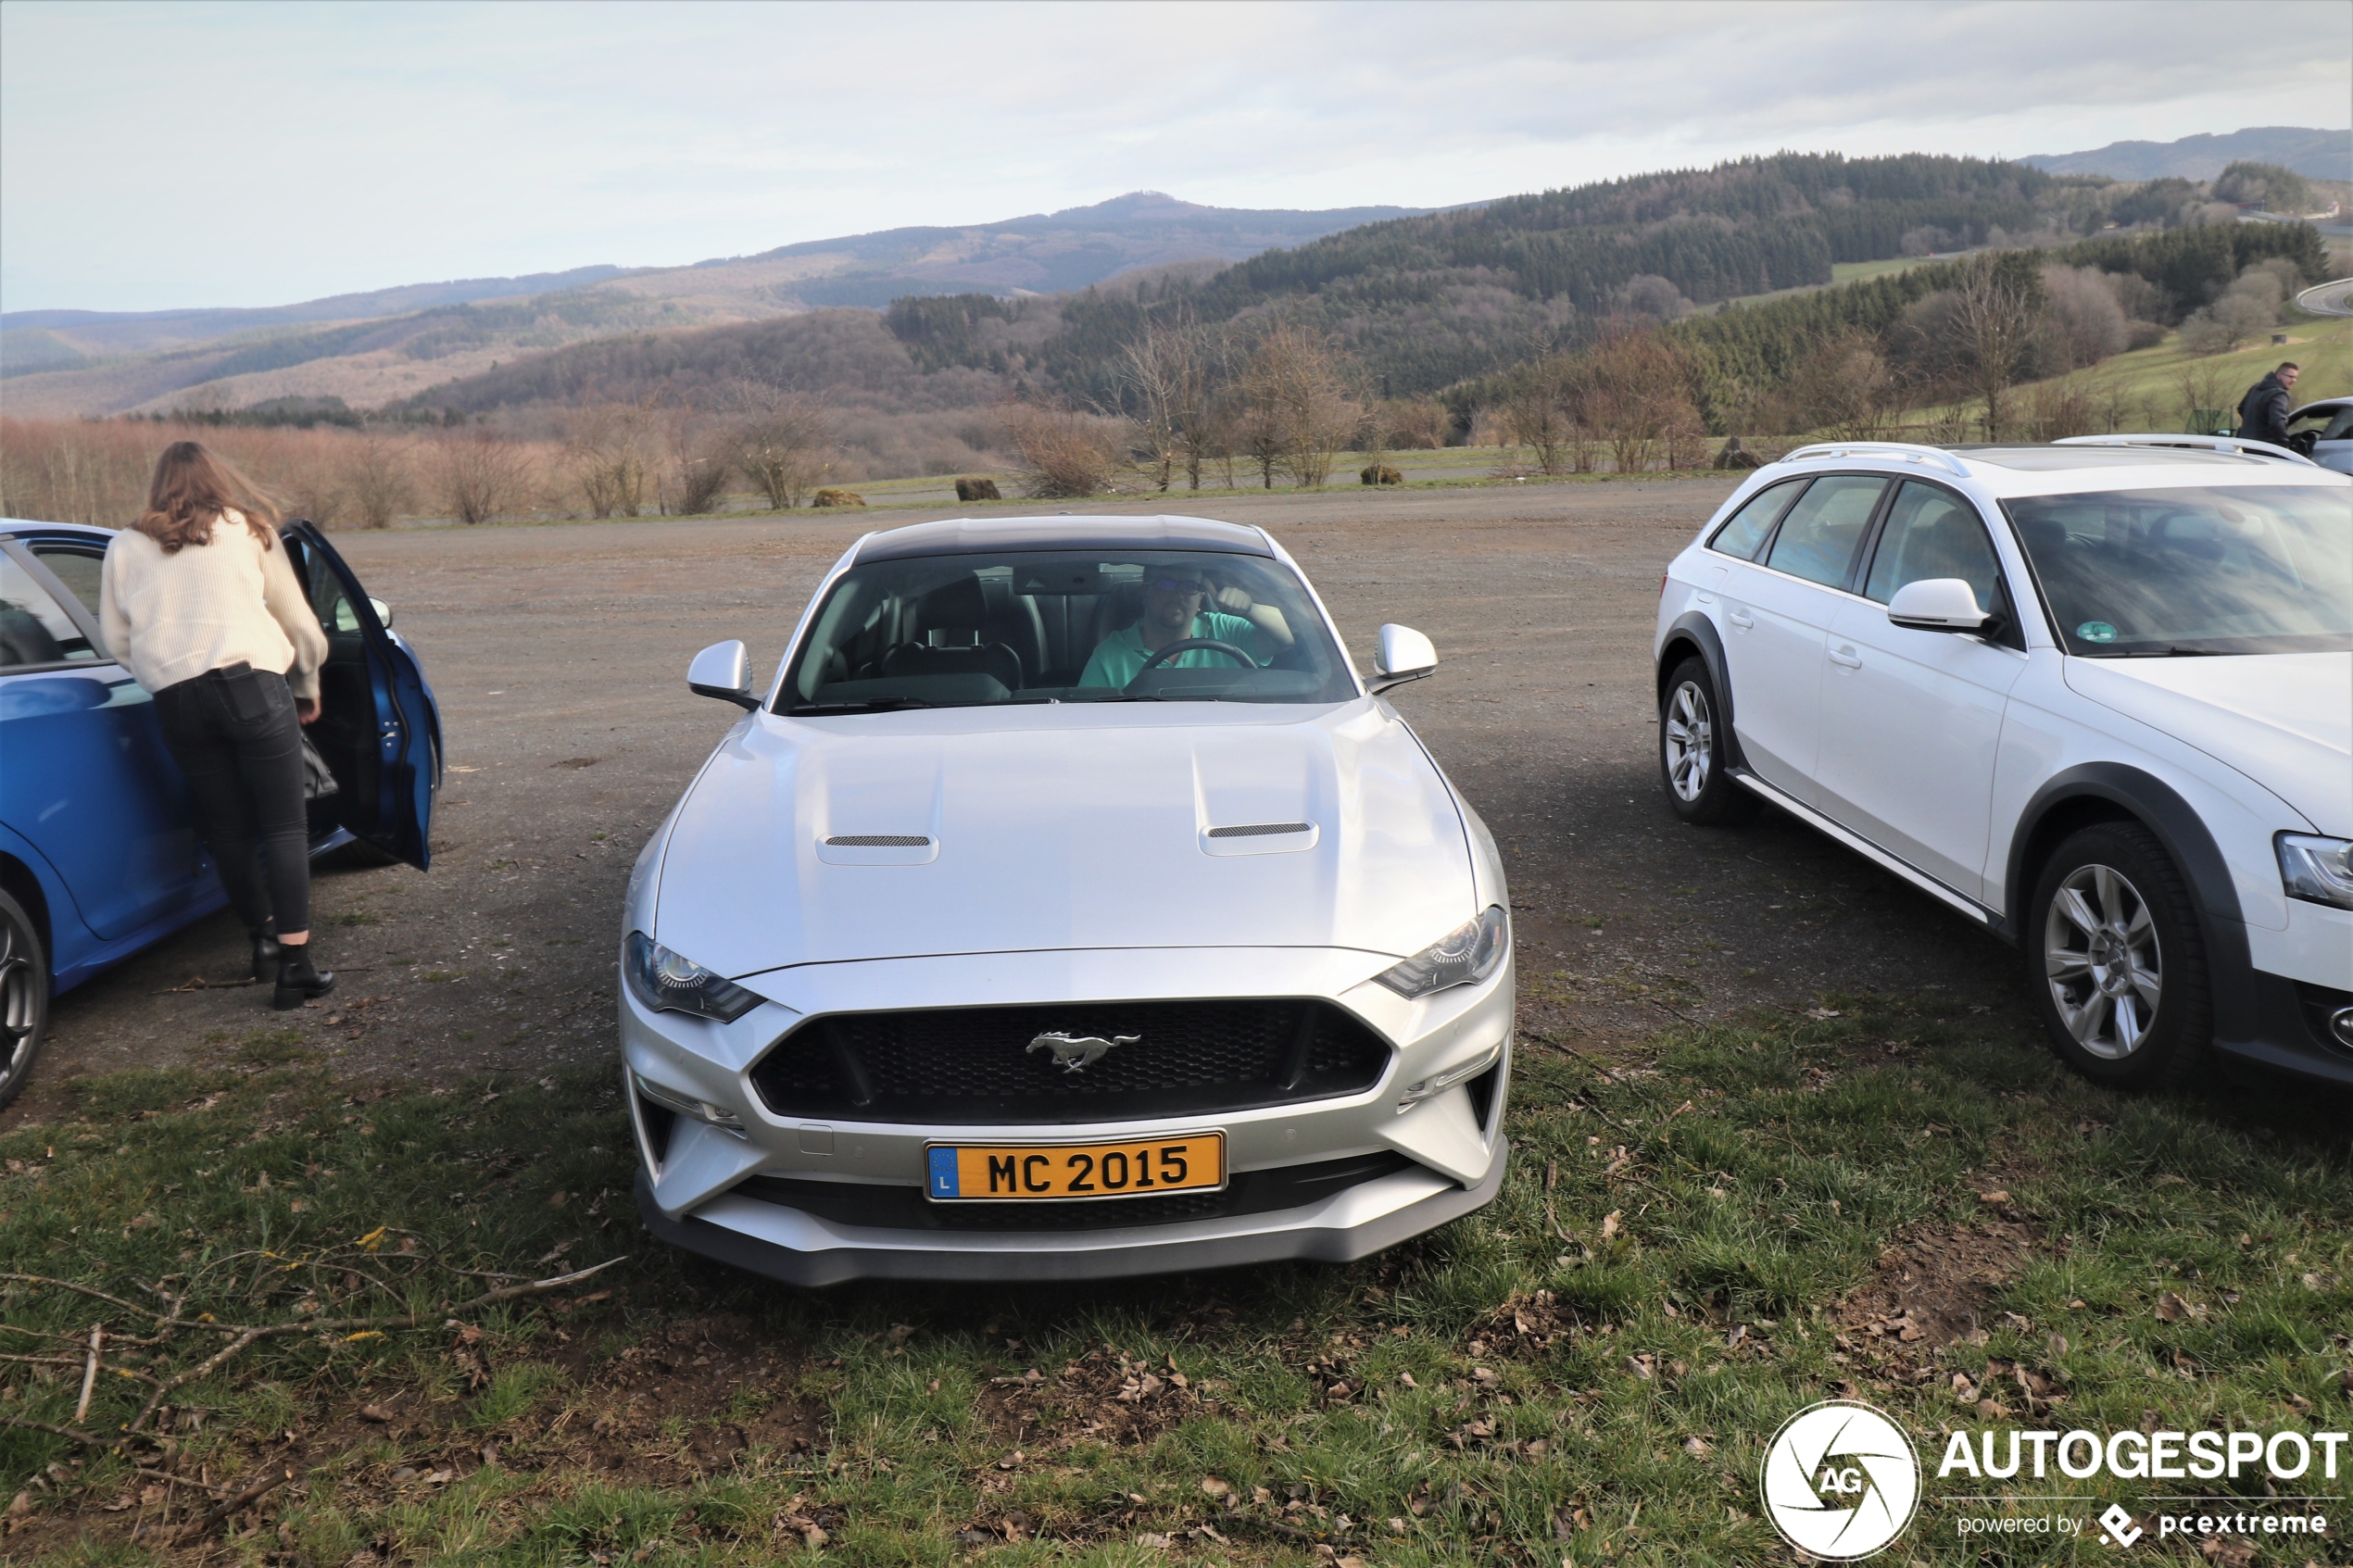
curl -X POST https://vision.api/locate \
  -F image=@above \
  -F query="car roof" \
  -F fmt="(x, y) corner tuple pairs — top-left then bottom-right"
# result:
(0, 518), (115, 541)
(853, 514), (1274, 563)
(1747, 441), (2346, 498)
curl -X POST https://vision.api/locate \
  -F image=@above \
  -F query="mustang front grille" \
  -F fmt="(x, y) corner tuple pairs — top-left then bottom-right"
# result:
(747, 998), (1391, 1124)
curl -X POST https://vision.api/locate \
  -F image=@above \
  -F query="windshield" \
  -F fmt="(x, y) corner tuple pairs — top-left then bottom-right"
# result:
(776, 549), (1357, 712)
(2003, 486), (2352, 656)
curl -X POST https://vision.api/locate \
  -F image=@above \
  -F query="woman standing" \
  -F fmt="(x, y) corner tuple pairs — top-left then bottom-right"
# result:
(99, 442), (336, 1010)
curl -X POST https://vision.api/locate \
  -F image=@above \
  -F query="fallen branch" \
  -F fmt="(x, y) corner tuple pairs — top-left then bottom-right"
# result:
(173, 1462), (295, 1545)
(0, 1274), (162, 1319)
(74, 1325), (104, 1423)
(133, 1467), (232, 1498)
(123, 1256), (629, 1434)
(0, 1414), (110, 1446)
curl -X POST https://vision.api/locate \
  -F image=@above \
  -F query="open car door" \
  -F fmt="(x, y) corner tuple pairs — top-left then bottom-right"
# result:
(281, 521), (440, 871)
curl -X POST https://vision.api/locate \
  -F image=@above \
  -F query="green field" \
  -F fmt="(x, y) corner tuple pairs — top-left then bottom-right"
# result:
(1709, 255), (1946, 315)
(6, 997), (2348, 1564)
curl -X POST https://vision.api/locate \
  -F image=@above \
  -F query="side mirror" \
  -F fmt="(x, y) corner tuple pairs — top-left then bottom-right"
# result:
(1886, 577), (1989, 633)
(687, 640), (760, 709)
(368, 596), (394, 630)
(1369, 623), (1438, 694)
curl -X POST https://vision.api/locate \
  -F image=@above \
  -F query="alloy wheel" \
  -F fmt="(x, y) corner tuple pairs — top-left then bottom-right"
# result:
(1664, 681), (1712, 802)
(0, 915), (36, 1091)
(2043, 863), (2162, 1060)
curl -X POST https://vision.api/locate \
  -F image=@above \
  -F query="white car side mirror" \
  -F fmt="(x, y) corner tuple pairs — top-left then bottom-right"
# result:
(688, 640), (759, 709)
(1370, 623), (1438, 694)
(1886, 578), (1989, 633)
(368, 596), (395, 630)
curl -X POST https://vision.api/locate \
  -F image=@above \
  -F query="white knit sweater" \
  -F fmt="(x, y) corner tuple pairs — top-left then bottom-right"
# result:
(99, 512), (328, 702)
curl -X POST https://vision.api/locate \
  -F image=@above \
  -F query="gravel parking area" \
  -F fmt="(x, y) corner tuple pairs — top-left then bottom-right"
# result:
(15, 476), (2026, 1113)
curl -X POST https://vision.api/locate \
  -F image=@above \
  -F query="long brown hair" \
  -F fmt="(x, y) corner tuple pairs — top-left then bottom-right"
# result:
(135, 441), (282, 554)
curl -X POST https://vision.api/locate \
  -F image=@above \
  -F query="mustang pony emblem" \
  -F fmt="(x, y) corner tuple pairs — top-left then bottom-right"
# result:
(1026, 1032), (1139, 1074)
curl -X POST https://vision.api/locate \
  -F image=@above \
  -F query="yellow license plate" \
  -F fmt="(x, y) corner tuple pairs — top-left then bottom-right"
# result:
(925, 1134), (1225, 1201)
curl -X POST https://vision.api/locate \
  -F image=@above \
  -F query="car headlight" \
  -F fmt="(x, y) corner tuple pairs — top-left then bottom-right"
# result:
(632, 1071), (747, 1136)
(2277, 834), (2353, 910)
(1374, 906), (1509, 998)
(623, 932), (762, 1022)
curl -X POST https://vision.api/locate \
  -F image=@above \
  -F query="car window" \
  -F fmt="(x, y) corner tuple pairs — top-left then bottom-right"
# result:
(1707, 480), (1805, 561)
(1863, 481), (2002, 611)
(26, 545), (104, 622)
(0, 554), (103, 668)
(779, 549), (1354, 712)
(295, 538), (361, 633)
(1764, 475), (1888, 589)
(2325, 408), (2353, 443)
(2005, 485), (2352, 655)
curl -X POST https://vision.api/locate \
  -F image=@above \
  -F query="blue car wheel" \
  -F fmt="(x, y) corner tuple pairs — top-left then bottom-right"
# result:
(0, 886), (47, 1111)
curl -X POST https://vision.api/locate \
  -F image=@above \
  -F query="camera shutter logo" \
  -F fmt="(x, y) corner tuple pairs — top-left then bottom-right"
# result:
(1759, 1399), (1921, 1560)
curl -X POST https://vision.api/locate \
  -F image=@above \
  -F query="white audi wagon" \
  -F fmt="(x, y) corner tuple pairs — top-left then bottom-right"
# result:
(623, 516), (1512, 1284)
(1654, 436), (2350, 1090)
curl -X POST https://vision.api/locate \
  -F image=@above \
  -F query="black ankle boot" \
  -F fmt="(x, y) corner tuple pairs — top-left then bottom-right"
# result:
(272, 947), (335, 1010)
(250, 926), (281, 983)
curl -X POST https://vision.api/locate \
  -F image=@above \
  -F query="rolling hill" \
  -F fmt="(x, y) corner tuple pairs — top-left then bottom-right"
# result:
(0, 193), (1430, 416)
(2024, 126), (2350, 184)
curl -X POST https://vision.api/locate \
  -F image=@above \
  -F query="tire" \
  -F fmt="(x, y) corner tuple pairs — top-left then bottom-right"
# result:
(2025, 822), (2210, 1090)
(0, 888), (50, 1113)
(1658, 657), (1758, 825)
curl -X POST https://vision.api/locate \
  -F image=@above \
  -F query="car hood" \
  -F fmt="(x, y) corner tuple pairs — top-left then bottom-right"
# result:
(2064, 652), (2351, 834)
(653, 701), (1478, 978)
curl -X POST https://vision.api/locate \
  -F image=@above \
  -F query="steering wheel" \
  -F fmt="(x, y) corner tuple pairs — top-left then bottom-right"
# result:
(1126, 638), (1258, 688)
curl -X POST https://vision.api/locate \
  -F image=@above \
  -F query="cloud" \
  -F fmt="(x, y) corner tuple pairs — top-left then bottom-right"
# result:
(3, 0), (2346, 312)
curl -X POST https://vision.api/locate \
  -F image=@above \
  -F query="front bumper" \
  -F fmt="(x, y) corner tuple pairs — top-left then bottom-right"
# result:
(2221, 900), (2353, 1086)
(634, 1136), (1507, 1286)
(620, 944), (1515, 1281)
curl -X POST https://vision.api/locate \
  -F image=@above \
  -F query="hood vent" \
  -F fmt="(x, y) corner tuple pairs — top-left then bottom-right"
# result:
(826, 834), (931, 847)
(1207, 822), (1311, 838)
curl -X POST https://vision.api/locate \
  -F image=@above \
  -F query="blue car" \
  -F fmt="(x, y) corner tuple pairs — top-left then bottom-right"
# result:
(0, 518), (441, 1108)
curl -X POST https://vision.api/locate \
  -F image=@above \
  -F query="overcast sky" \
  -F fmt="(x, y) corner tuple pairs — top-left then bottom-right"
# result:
(3, 0), (2347, 316)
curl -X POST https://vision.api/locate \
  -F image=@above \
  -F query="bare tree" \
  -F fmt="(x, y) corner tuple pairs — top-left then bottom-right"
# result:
(1787, 329), (1906, 440)
(722, 385), (833, 510)
(1502, 368), (1573, 475)
(428, 431), (533, 525)
(1580, 330), (1702, 474)
(1238, 321), (1360, 489)
(1945, 256), (2045, 440)
(566, 401), (660, 519)
(1000, 400), (1123, 498)
(339, 432), (413, 528)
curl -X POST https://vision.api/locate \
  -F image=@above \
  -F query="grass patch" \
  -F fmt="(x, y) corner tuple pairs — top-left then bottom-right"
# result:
(5, 997), (2347, 1562)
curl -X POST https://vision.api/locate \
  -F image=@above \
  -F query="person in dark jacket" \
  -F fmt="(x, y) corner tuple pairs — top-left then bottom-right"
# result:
(2235, 362), (2299, 448)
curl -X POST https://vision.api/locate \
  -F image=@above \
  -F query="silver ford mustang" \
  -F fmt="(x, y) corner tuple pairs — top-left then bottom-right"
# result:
(621, 515), (1512, 1283)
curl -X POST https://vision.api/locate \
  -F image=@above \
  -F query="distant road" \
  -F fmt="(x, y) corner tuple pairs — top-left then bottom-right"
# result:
(2296, 278), (2353, 318)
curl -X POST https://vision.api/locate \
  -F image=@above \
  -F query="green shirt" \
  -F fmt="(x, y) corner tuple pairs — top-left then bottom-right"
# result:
(1078, 610), (1268, 687)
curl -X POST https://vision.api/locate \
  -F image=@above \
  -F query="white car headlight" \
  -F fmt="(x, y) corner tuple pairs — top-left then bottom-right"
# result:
(2277, 834), (2353, 910)
(1374, 906), (1509, 998)
(632, 1071), (747, 1136)
(624, 932), (763, 1022)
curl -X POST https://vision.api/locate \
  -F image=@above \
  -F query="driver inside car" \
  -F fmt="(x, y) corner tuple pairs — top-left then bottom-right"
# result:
(1078, 568), (1294, 686)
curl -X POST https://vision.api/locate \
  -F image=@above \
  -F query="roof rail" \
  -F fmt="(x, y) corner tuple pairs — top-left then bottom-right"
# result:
(2052, 433), (2318, 468)
(1781, 441), (1970, 478)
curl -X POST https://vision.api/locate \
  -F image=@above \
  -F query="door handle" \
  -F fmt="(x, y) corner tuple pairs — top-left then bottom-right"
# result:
(1828, 646), (1862, 669)
(1727, 609), (1754, 629)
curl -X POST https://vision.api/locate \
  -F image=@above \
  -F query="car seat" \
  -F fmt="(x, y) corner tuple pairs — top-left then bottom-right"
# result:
(879, 576), (1025, 692)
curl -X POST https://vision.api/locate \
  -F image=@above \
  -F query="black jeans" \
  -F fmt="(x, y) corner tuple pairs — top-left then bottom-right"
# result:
(152, 663), (310, 936)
